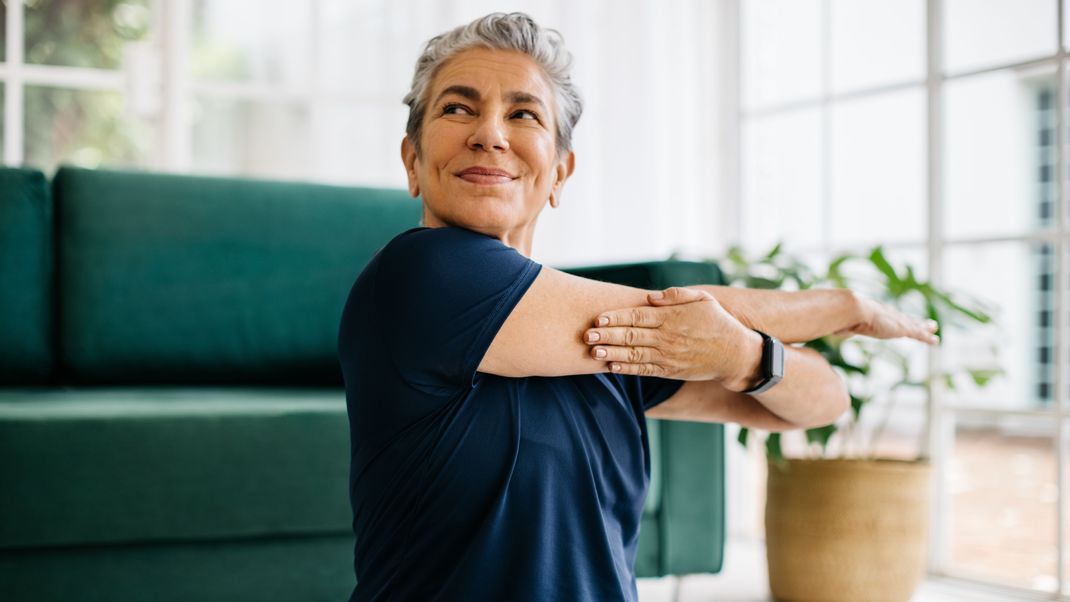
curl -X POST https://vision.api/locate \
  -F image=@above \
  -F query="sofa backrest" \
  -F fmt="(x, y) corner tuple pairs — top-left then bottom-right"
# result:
(53, 166), (421, 385)
(0, 167), (54, 385)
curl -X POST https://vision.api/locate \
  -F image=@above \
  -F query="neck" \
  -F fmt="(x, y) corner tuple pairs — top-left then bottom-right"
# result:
(421, 208), (536, 258)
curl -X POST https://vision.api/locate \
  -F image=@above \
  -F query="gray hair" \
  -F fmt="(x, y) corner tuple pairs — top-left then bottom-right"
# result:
(402, 12), (584, 157)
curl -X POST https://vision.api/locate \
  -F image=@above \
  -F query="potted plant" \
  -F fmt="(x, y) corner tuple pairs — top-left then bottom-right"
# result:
(713, 243), (1001, 602)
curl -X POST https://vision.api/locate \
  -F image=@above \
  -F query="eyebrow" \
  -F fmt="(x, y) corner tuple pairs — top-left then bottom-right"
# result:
(433, 85), (549, 114)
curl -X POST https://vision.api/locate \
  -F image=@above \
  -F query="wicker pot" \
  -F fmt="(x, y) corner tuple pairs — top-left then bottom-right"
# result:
(764, 458), (931, 602)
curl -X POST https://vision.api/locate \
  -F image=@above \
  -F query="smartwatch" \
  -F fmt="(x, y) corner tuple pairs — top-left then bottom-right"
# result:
(742, 329), (785, 395)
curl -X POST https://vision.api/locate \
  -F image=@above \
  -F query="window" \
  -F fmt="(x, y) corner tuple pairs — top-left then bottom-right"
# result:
(740, 0), (1068, 596)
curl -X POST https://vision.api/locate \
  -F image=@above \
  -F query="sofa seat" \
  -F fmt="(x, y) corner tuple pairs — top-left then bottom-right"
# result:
(0, 387), (351, 550)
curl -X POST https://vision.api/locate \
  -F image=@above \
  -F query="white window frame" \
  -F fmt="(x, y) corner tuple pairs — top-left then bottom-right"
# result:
(738, 0), (1068, 598)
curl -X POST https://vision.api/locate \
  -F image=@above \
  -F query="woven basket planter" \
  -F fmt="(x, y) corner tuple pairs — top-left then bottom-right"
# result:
(764, 458), (931, 602)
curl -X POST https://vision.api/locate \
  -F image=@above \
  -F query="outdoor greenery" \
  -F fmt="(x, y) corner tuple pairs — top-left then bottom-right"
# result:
(19, 0), (151, 174)
(708, 243), (1002, 464)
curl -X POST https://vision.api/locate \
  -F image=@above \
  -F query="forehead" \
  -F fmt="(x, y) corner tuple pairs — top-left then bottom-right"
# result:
(429, 47), (554, 102)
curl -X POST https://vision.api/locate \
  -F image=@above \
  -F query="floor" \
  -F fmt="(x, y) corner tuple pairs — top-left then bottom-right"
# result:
(636, 537), (1039, 602)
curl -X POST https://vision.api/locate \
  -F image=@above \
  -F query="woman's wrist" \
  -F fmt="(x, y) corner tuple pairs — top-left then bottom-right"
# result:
(721, 327), (764, 393)
(841, 289), (872, 333)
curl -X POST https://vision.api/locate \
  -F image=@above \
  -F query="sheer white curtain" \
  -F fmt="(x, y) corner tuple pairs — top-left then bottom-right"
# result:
(329, 0), (737, 267)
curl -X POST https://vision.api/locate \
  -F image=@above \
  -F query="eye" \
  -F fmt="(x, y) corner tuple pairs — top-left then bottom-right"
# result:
(443, 103), (473, 116)
(511, 109), (539, 121)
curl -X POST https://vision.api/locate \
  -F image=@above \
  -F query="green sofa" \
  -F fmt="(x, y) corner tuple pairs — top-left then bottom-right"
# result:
(0, 165), (725, 601)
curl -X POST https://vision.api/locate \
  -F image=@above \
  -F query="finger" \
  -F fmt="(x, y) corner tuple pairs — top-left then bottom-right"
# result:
(595, 306), (664, 328)
(584, 327), (659, 346)
(591, 345), (661, 364)
(608, 361), (666, 377)
(909, 320), (940, 345)
(647, 286), (712, 306)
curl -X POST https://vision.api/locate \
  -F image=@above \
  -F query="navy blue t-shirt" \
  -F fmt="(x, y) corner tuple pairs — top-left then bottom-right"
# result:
(337, 225), (685, 601)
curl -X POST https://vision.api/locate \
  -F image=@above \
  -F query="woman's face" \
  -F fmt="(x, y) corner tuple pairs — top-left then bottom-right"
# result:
(401, 47), (575, 253)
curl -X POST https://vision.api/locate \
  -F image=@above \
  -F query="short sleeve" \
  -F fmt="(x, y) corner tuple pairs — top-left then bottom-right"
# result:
(375, 226), (542, 393)
(638, 376), (685, 411)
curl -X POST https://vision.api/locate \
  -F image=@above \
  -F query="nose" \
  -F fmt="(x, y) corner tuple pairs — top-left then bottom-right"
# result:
(467, 113), (510, 152)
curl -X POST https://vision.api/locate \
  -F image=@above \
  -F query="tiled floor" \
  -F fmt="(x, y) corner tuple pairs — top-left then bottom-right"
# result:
(636, 537), (1040, 601)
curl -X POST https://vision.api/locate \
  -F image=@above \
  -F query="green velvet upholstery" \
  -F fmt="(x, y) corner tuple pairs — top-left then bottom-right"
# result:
(52, 166), (421, 385)
(0, 165), (725, 600)
(0, 388), (349, 549)
(0, 167), (53, 384)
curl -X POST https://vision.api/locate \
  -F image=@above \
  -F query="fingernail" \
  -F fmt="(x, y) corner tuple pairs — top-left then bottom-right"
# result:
(611, 363), (620, 372)
(598, 316), (609, 326)
(595, 348), (606, 359)
(650, 291), (664, 300)
(587, 331), (600, 342)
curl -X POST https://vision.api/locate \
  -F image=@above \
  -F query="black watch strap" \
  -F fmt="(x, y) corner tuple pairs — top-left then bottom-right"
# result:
(742, 329), (785, 395)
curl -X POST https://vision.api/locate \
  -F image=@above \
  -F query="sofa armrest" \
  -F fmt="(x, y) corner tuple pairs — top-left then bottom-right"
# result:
(652, 419), (725, 575)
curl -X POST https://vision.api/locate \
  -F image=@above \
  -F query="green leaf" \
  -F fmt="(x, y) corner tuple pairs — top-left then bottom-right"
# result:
(806, 423), (838, 449)
(765, 242), (783, 260)
(868, 246), (904, 296)
(943, 373), (956, 391)
(916, 282), (991, 324)
(826, 253), (854, 288)
(850, 394), (866, 420)
(765, 432), (785, 466)
(747, 276), (782, 290)
(967, 368), (1003, 387)
(737, 426), (750, 448)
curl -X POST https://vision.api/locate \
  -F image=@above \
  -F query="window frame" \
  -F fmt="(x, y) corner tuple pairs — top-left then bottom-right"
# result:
(738, 0), (1069, 598)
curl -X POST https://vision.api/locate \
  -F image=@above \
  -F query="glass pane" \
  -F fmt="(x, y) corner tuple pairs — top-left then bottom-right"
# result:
(190, 0), (311, 85)
(830, 0), (925, 94)
(191, 96), (312, 179)
(304, 101), (408, 188)
(319, 0), (391, 98)
(741, 0), (822, 109)
(830, 87), (926, 246)
(942, 242), (1052, 411)
(25, 0), (151, 69)
(944, 0), (1057, 75)
(24, 86), (155, 176)
(944, 66), (1056, 240)
(948, 414), (1058, 592)
(741, 108), (823, 250)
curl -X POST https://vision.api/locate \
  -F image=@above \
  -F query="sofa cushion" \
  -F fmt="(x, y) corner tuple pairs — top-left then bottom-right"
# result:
(53, 166), (421, 385)
(0, 386), (672, 552)
(0, 167), (53, 384)
(0, 388), (351, 549)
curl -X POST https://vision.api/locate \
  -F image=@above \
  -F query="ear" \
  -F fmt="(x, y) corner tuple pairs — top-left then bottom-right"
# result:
(548, 150), (575, 209)
(400, 136), (420, 198)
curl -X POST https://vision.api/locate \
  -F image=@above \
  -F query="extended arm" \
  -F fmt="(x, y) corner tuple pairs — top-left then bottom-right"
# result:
(688, 285), (861, 344)
(686, 284), (939, 346)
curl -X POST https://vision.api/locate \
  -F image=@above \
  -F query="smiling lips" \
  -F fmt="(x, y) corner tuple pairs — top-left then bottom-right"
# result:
(455, 166), (517, 185)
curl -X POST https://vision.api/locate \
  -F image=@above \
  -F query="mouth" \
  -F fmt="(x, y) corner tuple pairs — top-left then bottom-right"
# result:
(454, 166), (518, 185)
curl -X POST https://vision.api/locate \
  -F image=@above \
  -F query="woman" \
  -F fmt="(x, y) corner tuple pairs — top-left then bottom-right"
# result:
(337, 12), (937, 601)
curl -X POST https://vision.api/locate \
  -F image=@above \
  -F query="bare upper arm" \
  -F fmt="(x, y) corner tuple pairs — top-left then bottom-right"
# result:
(477, 265), (653, 378)
(644, 379), (799, 431)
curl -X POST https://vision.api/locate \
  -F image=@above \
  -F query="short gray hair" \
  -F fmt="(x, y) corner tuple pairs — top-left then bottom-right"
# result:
(402, 12), (583, 157)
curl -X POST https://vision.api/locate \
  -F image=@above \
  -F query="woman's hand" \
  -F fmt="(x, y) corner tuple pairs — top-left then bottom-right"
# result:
(583, 287), (762, 390)
(833, 294), (940, 345)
